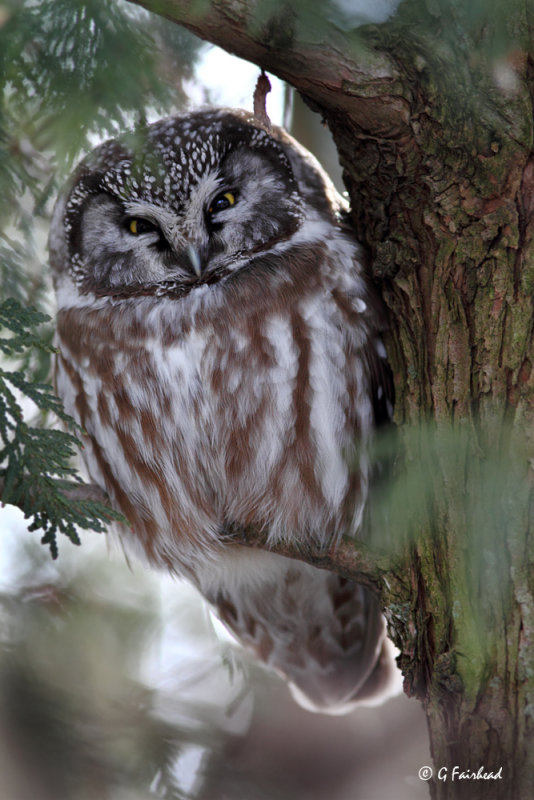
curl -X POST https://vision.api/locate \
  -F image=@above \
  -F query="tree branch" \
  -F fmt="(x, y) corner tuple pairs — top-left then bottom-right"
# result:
(130, 0), (411, 139)
(223, 522), (403, 597)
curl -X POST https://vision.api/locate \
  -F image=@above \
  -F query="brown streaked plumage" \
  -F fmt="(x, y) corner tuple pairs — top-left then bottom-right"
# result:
(50, 109), (398, 713)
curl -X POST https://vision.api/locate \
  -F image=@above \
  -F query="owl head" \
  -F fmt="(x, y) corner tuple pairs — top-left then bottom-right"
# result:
(49, 109), (346, 300)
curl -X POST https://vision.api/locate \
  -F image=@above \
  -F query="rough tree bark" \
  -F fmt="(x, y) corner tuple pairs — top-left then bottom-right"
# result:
(130, 2), (534, 797)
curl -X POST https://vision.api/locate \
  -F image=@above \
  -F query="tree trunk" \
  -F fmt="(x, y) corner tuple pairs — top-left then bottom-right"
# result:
(132, 1), (534, 796)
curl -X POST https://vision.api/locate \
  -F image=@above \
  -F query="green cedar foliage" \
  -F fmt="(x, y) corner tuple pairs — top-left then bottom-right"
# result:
(0, 1), (202, 553)
(0, 298), (124, 557)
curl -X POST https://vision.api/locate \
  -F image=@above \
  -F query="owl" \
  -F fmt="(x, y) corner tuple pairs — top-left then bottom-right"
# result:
(49, 109), (398, 713)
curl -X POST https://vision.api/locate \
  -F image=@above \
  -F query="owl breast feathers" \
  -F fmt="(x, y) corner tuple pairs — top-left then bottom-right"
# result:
(49, 108), (399, 713)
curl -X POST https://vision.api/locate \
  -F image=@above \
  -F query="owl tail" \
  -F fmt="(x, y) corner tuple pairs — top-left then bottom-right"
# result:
(210, 552), (401, 715)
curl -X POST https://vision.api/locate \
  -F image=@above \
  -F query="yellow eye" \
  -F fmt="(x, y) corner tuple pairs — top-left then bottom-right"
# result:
(208, 192), (236, 215)
(126, 217), (158, 236)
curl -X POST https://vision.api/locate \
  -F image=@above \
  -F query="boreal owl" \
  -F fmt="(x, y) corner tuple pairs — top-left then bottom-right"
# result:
(49, 109), (398, 713)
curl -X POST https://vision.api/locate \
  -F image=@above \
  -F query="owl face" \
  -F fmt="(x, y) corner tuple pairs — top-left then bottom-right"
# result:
(52, 110), (339, 299)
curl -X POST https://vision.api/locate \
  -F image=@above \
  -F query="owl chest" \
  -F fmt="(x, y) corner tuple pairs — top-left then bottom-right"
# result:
(62, 302), (363, 548)
(145, 310), (358, 532)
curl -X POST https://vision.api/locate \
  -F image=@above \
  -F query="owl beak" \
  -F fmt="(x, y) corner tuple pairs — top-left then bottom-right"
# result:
(186, 244), (203, 278)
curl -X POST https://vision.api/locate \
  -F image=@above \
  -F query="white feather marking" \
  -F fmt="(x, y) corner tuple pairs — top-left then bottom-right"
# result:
(299, 297), (349, 508)
(262, 314), (297, 417)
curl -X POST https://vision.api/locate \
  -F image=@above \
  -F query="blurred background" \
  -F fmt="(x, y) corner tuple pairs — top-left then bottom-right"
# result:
(0, 508), (430, 800)
(0, 2), (430, 797)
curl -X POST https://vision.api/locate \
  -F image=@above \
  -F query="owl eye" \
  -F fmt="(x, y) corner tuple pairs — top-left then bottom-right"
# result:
(208, 191), (236, 215)
(126, 217), (159, 236)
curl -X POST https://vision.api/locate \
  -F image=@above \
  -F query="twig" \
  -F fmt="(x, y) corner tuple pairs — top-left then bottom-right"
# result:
(60, 482), (110, 505)
(253, 69), (272, 130)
